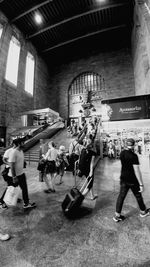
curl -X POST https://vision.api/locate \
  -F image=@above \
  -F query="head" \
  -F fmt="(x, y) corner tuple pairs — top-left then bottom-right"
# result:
(12, 138), (24, 150)
(48, 141), (55, 148)
(84, 135), (93, 149)
(126, 138), (135, 150)
(59, 145), (66, 154)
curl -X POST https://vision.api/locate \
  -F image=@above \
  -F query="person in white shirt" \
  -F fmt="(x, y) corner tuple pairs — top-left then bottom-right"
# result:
(9, 138), (36, 209)
(42, 141), (58, 193)
(0, 141), (17, 210)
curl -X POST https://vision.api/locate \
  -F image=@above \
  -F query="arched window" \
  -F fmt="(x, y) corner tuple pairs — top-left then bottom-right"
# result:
(5, 36), (21, 86)
(69, 72), (103, 95)
(25, 52), (35, 95)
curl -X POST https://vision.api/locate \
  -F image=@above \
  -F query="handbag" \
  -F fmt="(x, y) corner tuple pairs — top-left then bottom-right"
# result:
(1, 167), (9, 181)
(45, 160), (56, 173)
(3, 186), (20, 206)
(37, 159), (46, 172)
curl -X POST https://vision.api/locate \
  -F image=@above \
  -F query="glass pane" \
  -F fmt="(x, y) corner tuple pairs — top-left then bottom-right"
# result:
(0, 25), (3, 39)
(5, 36), (21, 86)
(25, 52), (35, 95)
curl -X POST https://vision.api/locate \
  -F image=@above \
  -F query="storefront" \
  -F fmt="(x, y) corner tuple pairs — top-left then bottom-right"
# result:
(101, 95), (150, 155)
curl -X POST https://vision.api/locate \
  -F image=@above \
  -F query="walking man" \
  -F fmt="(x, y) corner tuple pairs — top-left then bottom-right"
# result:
(113, 138), (150, 222)
(0, 140), (17, 209)
(9, 138), (36, 209)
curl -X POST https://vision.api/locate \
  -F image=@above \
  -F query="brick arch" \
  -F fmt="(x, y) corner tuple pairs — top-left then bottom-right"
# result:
(68, 71), (104, 119)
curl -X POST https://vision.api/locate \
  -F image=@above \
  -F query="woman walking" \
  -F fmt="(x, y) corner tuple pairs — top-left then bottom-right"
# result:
(43, 141), (58, 193)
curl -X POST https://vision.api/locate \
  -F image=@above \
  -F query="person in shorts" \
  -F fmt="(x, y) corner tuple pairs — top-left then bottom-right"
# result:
(55, 146), (69, 185)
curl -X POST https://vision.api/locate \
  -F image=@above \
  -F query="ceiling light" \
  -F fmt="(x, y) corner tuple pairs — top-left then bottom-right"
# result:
(34, 13), (43, 25)
(96, 0), (107, 3)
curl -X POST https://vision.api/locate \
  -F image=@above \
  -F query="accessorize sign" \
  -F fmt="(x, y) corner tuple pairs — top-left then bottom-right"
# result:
(107, 100), (146, 121)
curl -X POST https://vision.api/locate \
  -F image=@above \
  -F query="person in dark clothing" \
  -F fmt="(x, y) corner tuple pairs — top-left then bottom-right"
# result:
(113, 138), (150, 222)
(78, 135), (98, 200)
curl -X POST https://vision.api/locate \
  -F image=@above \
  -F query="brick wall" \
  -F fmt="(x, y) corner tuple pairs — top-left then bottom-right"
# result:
(48, 48), (135, 119)
(0, 11), (137, 137)
(0, 12), (51, 138)
(132, 1), (150, 95)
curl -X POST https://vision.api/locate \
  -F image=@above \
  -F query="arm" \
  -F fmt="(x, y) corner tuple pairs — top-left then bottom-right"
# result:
(89, 155), (95, 177)
(3, 150), (9, 165)
(63, 155), (69, 166)
(3, 156), (8, 165)
(43, 149), (50, 160)
(133, 164), (144, 192)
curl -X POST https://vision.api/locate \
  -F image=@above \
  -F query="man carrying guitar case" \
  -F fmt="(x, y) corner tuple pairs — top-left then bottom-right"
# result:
(62, 176), (93, 217)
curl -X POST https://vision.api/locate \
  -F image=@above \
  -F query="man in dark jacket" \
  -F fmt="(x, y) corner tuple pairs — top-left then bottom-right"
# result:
(113, 138), (150, 222)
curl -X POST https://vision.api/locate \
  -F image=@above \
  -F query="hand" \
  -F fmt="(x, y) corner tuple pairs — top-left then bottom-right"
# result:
(89, 172), (93, 178)
(139, 185), (144, 193)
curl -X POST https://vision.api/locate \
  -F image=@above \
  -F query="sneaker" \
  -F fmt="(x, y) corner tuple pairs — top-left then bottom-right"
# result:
(44, 189), (56, 193)
(0, 203), (8, 210)
(140, 208), (150, 218)
(113, 214), (125, 222)
(44, 189), (52, 193)
(0, 233), (10, 241)
(23, 202), (36, 209)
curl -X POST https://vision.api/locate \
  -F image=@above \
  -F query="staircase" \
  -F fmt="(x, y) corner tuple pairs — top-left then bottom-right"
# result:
(24, 128), (73, 163)
(24, 150), (40, 163)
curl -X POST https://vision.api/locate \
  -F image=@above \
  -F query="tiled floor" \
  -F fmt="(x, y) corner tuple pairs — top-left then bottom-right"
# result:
(0, 155), (150, 267)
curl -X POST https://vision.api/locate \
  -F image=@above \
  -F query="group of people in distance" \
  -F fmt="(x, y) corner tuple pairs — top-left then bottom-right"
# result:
(39, 140), (69, 193)
(38, 132), (98, 200)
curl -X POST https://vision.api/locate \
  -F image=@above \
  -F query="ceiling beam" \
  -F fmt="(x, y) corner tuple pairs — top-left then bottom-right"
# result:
(10, 0), (53, 23)
(27, 2), (128, 40)
(42, 24), (126, 53)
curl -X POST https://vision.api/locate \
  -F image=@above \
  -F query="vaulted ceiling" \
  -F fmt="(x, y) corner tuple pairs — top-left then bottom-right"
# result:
(0, 0), (134, 66)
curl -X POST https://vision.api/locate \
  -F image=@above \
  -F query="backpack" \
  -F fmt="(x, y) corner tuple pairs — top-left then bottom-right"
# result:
(68, 141), (79, 172)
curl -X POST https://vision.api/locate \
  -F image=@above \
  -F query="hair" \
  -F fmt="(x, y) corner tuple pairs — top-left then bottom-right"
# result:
(59, 145), (65, 151)
(48, 141), (56, 148)
(12, 138), (24, 146)
(127, 138), (135, 147)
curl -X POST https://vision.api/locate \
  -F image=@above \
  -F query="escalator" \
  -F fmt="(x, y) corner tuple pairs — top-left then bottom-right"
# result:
(23, 121), (64, 152)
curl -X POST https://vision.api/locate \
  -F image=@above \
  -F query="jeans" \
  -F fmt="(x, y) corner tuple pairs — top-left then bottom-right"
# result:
(116, 182), (146, 214)
(17, 173), (29, 205)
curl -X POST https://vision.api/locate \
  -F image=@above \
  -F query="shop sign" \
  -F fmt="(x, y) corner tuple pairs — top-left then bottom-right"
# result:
(108, 100), (146, 121)
(146, 98), (150, 118)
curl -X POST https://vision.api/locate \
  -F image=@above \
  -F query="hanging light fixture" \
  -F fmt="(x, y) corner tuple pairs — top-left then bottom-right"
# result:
(34, 12), (43, 25)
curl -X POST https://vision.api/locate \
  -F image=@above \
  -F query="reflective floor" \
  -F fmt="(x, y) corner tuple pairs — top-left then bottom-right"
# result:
(0, 155), (150, 267)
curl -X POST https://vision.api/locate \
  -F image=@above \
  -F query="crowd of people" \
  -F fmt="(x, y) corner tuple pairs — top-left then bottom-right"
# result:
(0, 117), (150, 241)
(103, 138), (144, 159)
(38, 118), (99, 198)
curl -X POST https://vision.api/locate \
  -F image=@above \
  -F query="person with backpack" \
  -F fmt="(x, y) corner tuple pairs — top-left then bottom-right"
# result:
(77, 135), (98, 200)
(55, 146), (69, 185)
(68, 137), (83, 174)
